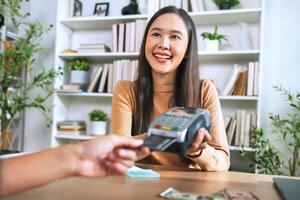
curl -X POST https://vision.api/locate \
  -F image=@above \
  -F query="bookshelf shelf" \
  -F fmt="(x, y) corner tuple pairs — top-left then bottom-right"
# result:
(55, 134), (96, 140)
(56, 92), (113, 97)
(229, 146), (256, 152)
(59, 52), (139, 62)
(219, 96), (259, 100)
(61, 14), (148, 30)
(198, 50), (260, 62)
(59, 50), (259, 62)
(190, 8), (261, 25)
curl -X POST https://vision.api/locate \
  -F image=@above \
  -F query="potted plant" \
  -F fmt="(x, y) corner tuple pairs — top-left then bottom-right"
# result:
(242, 86), (299, 176)
(0, 0), (61, 151)
(213, 0), (240, 10)
(68, 58), (90, 85)
(201, 25), (229, 51)
(88, 109), (108, 136)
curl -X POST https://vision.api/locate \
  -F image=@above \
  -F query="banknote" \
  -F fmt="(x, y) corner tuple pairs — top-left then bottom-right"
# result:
(220, 188), (259, 200)
(160, 187), (225, 200)
(160, 187), (259, 200)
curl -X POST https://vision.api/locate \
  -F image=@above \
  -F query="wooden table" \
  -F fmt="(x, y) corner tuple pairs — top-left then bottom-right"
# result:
(3, 164), (282, 200)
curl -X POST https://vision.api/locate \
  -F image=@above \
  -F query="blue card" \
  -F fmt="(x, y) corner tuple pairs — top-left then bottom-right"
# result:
(127, 166), (160, 179)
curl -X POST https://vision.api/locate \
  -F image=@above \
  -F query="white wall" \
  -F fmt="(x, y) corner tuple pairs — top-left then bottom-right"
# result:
(23, 0), (57, 151)
(260, 0), (300, 175)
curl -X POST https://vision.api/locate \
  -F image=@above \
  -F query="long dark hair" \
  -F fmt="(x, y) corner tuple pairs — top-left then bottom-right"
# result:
(132, 6), (200, 135)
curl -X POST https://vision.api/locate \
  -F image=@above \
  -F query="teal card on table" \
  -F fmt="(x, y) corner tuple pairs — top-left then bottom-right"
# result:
(127, 166), (160, 179)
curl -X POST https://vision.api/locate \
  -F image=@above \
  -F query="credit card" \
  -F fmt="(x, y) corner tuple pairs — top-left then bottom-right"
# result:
(143, 135), (177, 151)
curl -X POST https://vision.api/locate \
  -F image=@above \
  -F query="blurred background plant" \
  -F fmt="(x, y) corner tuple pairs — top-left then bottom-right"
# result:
(242, 86), (299, 176)
(0, 0), (61, 150)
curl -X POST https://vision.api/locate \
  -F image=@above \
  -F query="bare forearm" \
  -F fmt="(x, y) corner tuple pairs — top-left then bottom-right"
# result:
(0, 144), (78, 196)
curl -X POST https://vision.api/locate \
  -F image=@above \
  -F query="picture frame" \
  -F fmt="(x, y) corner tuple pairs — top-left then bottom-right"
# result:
(94, 2), (109, 16)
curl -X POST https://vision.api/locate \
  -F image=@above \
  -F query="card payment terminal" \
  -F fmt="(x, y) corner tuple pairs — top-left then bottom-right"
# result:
(143, 107), (211, 156)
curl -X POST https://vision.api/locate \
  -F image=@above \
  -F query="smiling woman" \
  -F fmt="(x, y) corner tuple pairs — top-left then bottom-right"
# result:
(145, 13), (189, 75)
(111, 6), (230, 172)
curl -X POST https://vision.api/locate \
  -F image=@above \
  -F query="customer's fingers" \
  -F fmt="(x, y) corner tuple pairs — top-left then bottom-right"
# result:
(105, 160), (132, 175)
(111, 135), (144, 148)
(116, 149), (138, 161)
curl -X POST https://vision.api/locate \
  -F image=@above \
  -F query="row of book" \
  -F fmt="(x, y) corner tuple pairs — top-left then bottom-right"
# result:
(77, 43), (111, 53)
(57, 120), (86, 135)
(112, 19), (147, 53)
(154, 0), (217, 12)
(62, 59), (138, 93)
(225, 110), (257, 147)
(221, 62), (259, 96)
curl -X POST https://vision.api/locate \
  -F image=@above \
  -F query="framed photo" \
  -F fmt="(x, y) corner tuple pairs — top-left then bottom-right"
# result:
(94, 3), (109, 16)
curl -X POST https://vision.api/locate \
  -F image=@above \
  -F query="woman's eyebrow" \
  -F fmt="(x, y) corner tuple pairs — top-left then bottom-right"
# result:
(149, 27), (184, 35)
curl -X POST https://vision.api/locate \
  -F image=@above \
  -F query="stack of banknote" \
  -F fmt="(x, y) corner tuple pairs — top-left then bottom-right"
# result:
(160, 187), (259, 200)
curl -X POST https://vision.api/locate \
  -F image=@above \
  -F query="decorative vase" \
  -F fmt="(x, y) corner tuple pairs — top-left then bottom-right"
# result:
(121, 0), (139, 15)
(89, 121), (107, 136)
(205, 40), (219, 51)
(70, 70), (89, 84)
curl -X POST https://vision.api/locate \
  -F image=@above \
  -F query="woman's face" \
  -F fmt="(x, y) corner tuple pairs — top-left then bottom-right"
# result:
(145, 13), (189, 75)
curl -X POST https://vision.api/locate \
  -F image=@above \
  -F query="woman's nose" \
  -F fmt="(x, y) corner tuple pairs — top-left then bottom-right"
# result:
(158, 37), (170, 50)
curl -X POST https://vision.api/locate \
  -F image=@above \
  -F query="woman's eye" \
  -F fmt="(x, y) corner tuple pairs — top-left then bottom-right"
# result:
(152, 32), (160, 38)
(171, 35), (181, 40)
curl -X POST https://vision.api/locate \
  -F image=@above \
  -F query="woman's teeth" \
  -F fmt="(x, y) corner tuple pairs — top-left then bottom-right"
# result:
(154, 54), (171, 59)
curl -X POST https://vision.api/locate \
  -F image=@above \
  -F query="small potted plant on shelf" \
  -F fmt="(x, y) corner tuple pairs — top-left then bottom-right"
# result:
(201, 25), (229, 51)
(68, 58), (90, 85)
(213, 0), (240, 10)
(88, 109), (108, 136)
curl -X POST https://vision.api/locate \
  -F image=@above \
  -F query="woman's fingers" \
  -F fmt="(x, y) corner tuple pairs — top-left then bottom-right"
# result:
(186, 128), (211, 155)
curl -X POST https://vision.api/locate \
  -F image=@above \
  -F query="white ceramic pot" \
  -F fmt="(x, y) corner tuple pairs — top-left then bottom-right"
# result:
(205, 40), (219, 52)
(89, 121), (107, 136)
(70, 70), (89, 84)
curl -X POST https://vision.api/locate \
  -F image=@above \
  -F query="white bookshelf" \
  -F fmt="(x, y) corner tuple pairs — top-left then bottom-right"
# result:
(56, 91), (113, 97)
(55, 134), (95, 140)
(219, 96), (259, 100)
(53, 0), (264, 172)
(229, 145), (256, 152)
(59, 52), (139, 62)
(59, 50), (259, 62)
(190, 8), (261, 25)
(61, 14), (148, 30)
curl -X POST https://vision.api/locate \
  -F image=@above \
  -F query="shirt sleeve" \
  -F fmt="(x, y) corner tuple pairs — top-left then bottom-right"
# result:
(111, 80), (135, 137)
(186, 80), (230, 171)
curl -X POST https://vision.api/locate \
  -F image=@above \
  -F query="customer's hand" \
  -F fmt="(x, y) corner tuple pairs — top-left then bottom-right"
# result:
(75, 135), (149, 177)
(185, 128), (212, 157)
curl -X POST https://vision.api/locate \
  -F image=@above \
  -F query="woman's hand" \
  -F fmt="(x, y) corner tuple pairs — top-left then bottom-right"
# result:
(75, 135), (149, 177)
(185, 128), (212, 157)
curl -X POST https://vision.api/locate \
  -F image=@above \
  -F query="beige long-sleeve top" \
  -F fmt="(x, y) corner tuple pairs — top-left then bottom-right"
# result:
(111, 79), (230, 171)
